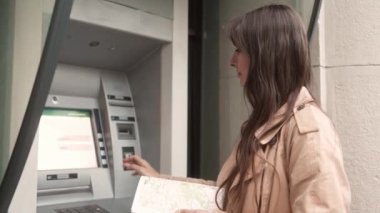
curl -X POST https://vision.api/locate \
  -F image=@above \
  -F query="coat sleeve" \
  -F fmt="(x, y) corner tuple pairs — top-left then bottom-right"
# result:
(288, 109), (351, 212)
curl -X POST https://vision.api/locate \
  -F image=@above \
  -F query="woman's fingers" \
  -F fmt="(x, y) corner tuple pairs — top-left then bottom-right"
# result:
(124, 155), (149, 168)
(131, 155), (151, 168)
(124, 162), (143, 174)
(123, 155), (160, 177)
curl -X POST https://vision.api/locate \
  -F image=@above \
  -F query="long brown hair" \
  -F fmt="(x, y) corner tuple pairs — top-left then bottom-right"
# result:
(217, 4), (311, 212)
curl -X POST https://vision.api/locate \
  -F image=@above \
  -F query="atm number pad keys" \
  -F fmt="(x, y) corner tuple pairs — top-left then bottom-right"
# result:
(55, 204), (109, 213)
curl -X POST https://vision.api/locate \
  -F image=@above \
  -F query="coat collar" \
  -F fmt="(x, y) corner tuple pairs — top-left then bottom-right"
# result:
(216, 87), (316, 188)
(254, 87), (315, 145)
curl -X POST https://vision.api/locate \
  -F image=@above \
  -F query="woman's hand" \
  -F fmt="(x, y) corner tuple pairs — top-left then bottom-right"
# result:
(123, 155), (160, 177)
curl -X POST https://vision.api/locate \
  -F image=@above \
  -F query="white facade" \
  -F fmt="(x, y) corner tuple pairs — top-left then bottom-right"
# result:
(8, 0), (42, 212)
(321, 1), (380, 212)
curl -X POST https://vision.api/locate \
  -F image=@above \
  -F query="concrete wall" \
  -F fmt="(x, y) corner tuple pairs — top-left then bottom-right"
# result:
(321, 1), (380, 212)
(0, 0), (15, 183)
(169, 0), (189, 176)
(7, 0), (43, 212)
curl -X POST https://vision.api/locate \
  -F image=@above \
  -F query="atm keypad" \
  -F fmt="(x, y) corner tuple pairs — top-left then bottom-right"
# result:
(55, 204), (109, 213)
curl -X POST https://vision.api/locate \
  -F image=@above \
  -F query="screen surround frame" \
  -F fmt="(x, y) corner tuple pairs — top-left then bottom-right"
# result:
(36, 95), (113, 206)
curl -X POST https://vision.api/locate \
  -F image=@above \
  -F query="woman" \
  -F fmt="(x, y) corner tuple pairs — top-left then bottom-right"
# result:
(124, 4), (351, 213)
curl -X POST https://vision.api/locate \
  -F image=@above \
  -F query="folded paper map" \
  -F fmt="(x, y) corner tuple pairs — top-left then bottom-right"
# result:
(132, 176), (222, 213)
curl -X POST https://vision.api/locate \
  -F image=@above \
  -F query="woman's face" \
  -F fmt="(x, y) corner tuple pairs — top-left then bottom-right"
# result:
(230, 47), (250, 86)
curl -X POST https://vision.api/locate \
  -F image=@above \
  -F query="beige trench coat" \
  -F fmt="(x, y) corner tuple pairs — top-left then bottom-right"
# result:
(166, 87), (351, 212)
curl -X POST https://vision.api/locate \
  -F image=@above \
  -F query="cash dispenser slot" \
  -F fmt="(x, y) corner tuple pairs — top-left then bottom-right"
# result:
(116, 123), (136, 140)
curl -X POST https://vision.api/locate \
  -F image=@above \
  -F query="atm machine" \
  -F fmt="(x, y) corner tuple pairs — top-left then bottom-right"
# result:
(36, 67), (143, 213)
(34, 0), (185, 212)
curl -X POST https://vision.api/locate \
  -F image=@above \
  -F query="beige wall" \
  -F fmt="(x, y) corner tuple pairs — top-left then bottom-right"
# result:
(8, 0), (43, 212)
(0, 0), (15, 182)
(169, 0), (189, 176)
(321, 0), (380, 212)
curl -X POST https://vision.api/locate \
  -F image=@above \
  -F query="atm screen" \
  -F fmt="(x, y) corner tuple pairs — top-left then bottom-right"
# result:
(37, 108), (98, 170)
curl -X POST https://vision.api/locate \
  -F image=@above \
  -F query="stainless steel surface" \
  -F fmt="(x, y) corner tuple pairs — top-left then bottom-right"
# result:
(37, 198), (133, 213)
